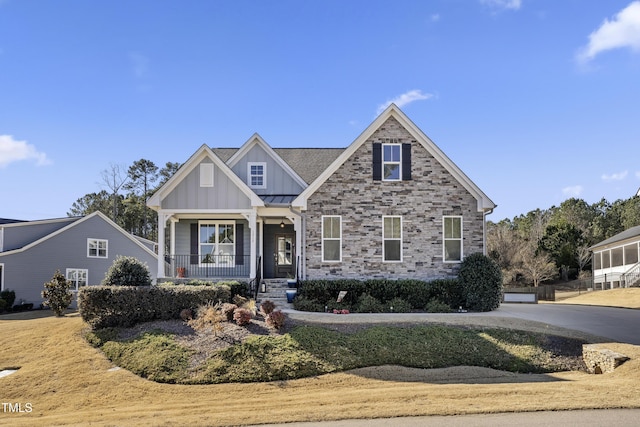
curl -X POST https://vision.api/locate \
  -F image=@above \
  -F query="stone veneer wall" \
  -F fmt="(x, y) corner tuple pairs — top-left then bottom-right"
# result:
(304, 117), (486, 280)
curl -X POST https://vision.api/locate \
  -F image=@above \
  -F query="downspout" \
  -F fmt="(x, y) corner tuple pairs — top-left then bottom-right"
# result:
(288, 206), (306, 280)
(482, 206), (495, 256)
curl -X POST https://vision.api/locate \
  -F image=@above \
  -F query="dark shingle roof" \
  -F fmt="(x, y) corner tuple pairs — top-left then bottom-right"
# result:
(212, 147), (344, 184)
(591, 225), (640, 250)
(0, 218), (26, 225)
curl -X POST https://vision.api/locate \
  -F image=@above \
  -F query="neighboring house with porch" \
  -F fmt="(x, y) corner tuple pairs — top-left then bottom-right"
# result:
(147, 104), (495, 285)
(591, 225), (640, 288)
(0, 211), (158, 307)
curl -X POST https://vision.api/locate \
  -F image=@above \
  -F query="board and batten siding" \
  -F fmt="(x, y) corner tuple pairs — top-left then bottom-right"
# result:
(0, 215), (157, 306)
(174, 219), (250, 258)
(161, 159), (252, 210)
(229, 143), (305, 196)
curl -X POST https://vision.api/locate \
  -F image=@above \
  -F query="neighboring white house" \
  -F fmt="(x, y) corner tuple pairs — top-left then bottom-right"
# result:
(591, 225), (640, 288)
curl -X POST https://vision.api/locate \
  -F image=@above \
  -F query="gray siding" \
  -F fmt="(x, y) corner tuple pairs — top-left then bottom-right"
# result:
(174, 219), (249, 257)
(0, 215), (157, 306)
(230, 144), (305, 196)
(1, 218), (78, 251)
(161, 159), (252, 210)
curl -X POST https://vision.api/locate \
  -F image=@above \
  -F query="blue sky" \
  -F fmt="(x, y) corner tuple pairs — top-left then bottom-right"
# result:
(1, 0), (640, 221)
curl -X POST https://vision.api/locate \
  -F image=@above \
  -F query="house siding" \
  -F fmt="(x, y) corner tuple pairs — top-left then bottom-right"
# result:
(304, 117), (485, 280)
(161, 159), (252, 210)
(1, 218), (77, 252)
(0, 215), (157, 306)
(230, 144), (305, 196)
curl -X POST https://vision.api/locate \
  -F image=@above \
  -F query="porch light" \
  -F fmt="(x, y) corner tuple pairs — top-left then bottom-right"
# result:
(280, 220), (285, 228)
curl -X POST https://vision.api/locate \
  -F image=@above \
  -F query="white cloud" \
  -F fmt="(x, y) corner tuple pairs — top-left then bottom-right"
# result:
(376, 90), (434, 115)
(0, 135), (51, 168)
(577, 1), (640, 63)
(129, 52), (149, 78)
(601, 170), (629, 182)
(562, 185), (583, 197)
(480, 0), (522, 11)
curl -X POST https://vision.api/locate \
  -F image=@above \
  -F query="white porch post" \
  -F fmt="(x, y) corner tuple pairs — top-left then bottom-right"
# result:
(249, 210), (257, 279)
(157, 212), (168, 279)
(291, 215), (303, 279)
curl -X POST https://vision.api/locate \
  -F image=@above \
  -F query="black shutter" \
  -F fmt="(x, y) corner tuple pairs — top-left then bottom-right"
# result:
(402, 143), (412, 181)
(372, 143), (382, 181)
(235, 223), (244, 265)
(190, 223), (199, 265)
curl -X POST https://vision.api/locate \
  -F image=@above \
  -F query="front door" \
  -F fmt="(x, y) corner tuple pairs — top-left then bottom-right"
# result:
(274, 234), (294, 278)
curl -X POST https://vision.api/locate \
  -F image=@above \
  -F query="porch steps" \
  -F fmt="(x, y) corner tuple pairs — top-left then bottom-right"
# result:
(256, 279), (294, 310)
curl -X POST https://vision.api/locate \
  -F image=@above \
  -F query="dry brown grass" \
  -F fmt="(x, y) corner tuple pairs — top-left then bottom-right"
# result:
(554, 288), (640, 309)
(1, 310), (640, 426)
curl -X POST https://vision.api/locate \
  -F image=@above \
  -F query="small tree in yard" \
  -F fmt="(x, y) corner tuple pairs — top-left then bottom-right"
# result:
(458, 253), (503, 312)
(102, 255), (152, 286)
(42, 270), (73, 316)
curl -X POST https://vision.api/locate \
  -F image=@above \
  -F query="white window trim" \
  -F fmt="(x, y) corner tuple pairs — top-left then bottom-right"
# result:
(198, 220), (236, 267)
(66, 268), (88, 292)
(321, 215), (342, 262)
(382, 216), (403, 262)
(443, 216), (463, 263)
(247, 162), (267, 189)
(200, 163), (214, 187)
(87, 238), (108, 258)
(382, 143), (402, 182)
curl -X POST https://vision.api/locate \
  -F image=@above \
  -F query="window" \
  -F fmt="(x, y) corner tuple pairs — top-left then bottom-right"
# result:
(382, 144), (401, 181)
(87, 239), (108, 258)
(200, 163), (214, 187)
(322, 216), (341, 262)
(443, 216), (463, 262)
(602, 250), (610, 268)
(199, 221), (235, 266)
(611, 247), (624, 267)
(66, 268), (88, 291)
(594, 252), (602, 270)
(383, 216), (402, 262)
(247, 162), (267, 189)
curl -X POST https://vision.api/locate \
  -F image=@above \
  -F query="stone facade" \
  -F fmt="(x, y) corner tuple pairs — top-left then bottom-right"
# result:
(304, 117), (485, 280)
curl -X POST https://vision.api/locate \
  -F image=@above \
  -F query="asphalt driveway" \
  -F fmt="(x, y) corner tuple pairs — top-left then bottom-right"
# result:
(488, 303), (640, 345)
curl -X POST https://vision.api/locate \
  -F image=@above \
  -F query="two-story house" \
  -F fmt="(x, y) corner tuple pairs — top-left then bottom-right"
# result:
(147, 104), (495, 284)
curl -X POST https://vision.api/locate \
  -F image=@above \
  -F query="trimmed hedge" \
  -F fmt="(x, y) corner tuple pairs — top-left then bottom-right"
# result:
(78, 284), (232, 329)
(295, 278), (464, 313)
(459, 253), (503, 312)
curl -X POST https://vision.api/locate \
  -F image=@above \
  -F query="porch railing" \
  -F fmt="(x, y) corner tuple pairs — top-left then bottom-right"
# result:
(166, 254), (251, 278)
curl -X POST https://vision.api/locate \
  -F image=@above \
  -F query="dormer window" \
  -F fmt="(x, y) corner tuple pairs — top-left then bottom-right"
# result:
(382, 144), (401, 181)
(372, 141), (412, 181)
(248, 162), (267, 189)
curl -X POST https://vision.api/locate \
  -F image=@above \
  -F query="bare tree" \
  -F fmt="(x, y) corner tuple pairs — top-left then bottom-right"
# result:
(518, 244), (557, 287)
(487, 220), (524, 284)
(100, 163), (128, 222)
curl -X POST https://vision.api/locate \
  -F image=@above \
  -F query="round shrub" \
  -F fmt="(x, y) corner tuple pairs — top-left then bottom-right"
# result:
(42, 270), (73, 316)
(388, 297), (412, 313)
(266, 310), (287, 330)
(102, 256), (152, 286)
(458, 253), (503, 312)
(355, 293), (384, 313)
(233, 307), (253, 326)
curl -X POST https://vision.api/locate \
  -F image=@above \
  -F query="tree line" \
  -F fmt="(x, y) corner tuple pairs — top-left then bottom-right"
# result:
(68, 160), (181, 241)
(487, 196), (640, 286)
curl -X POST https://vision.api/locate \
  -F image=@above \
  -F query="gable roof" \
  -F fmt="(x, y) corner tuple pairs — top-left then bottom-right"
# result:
(292, 104), (496, 212)
(147, 144), (265, 209)
(226, 133), (308, 189)
(0, 218), (26, 225)
(591, 225), (640, 251)
(0, 211), (157, 258)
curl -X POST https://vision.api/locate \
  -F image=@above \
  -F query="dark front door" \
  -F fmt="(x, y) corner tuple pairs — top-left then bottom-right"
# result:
(274, 234), (294, 278)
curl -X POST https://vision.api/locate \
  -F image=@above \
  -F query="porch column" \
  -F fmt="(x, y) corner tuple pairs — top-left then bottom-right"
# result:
(249, 211), (257, 279)
(290, 214), (303, 279)
(156, 212), (169, 279)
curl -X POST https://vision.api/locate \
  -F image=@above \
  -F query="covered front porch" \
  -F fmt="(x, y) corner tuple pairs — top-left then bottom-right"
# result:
(156, 207), (303, 282)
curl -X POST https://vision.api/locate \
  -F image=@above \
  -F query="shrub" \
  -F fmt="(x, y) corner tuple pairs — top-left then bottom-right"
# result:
(0, 290), (16, 308)
(388, 297), (412, 313)
(458, 252), (503, 312)
(355, 293), (384, 313)
(425, 299), (452, 313)
(292, 297), (325, 312)
(428, 279), (465, 309)
(102, 256), (152, 286)
(265, 310), (286, 330)
(219, 303), (238, 321)
(260, 300), (276, 316)
(78, 284), (232, 329)
(189, 303), (226, 335)
(180, 308), (193, 321)
(233, 307), (252, 326)
(42, 270), (73, 316)
(0, 299), (6, 312)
